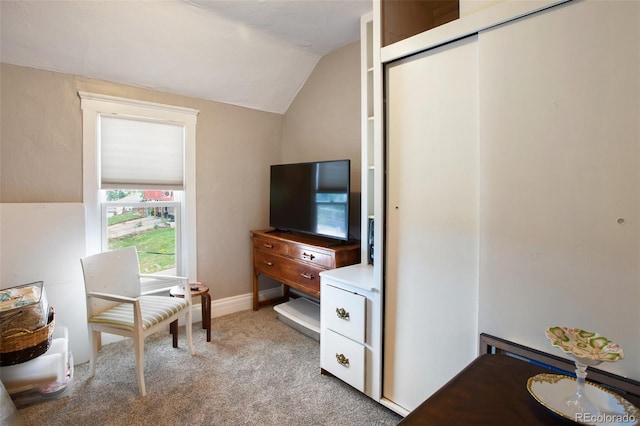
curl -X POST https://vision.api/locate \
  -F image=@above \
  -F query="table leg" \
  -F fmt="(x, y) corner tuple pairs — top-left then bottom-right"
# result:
(200, 293), (206, 330)
(253, 271), (259, 311)
(202, 293), (211, 342)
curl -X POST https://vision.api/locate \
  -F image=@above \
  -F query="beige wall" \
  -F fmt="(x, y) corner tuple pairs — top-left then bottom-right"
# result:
(1, 65), (84, 202)
(281, 41), (361, 194)
(0, 41), (361, 301)
(0, 62), (282, 300)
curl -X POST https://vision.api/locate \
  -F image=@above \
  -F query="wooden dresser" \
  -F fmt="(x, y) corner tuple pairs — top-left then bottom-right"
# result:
(251, 230), (360, 310)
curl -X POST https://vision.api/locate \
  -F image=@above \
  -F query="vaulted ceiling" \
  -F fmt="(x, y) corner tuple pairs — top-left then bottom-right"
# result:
(0, 0), (372, 114)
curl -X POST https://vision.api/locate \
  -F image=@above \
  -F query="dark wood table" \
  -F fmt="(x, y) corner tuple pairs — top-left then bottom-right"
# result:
(169, 282), (211, 345)
(399, 354), (640, 425)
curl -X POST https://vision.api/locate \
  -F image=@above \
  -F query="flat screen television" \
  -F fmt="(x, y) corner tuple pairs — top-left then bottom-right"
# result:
(270, 159), (351, 241)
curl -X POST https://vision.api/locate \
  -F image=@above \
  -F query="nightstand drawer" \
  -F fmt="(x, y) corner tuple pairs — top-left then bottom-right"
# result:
(321, 329), (365, 392)
(322, 284), (366, 343)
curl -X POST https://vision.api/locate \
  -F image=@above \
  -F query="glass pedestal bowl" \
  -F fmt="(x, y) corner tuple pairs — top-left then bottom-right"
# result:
(546, 327), (624, 417)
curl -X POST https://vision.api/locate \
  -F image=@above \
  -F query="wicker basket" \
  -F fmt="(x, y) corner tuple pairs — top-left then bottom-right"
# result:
(0, 307), (55, 366)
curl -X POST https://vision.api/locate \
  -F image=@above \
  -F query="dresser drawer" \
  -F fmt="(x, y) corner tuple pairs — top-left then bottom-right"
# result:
(281, 261), (324, 297)
(253, 250), (287, 276)
(254, 250), (322, 297)
(253, 236), (289, 256)
(250, 230), (360, 312)
(288, 245), (333, 268)
(322, 284), (366, 344)
(321, 329), (365, 392)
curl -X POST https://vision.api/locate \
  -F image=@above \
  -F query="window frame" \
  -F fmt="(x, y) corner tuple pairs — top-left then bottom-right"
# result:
(80, 92), (199, 282)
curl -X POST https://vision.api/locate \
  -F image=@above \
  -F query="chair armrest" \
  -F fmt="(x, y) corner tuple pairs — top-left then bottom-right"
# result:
(139, 274), (188, 281)
(86, 291), (137, 304)
(86, 292), (144, 328)
(138, 275), (191, 303)
(139, 274), (187, 293)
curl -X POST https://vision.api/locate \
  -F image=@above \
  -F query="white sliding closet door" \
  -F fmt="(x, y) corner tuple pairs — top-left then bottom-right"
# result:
(384, 35), (479, 413)
(477, 0), (640, 380)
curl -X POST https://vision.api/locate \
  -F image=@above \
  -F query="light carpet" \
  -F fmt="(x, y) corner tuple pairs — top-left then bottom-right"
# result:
(13, 307), (403, 425)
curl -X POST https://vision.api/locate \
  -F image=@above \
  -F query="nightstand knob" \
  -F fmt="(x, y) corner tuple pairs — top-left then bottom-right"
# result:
(336, 307), (350, 320)
(336, 353), (350, 367)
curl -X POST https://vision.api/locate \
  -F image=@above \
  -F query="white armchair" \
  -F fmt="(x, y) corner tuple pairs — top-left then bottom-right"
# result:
(80, 246), (194, 396)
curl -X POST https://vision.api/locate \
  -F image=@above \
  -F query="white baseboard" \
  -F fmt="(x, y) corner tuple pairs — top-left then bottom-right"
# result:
(209, 293), (250, 319)
(184, 285), (284, 323)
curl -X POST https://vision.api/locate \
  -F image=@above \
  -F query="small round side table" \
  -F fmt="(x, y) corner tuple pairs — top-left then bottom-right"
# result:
(169, 282), (211, 346)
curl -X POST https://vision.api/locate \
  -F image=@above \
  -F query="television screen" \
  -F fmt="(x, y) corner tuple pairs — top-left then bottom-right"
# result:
(270, 160), (350, 241)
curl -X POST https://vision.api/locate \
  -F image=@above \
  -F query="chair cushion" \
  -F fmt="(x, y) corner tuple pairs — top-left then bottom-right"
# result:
(88, 296), (188, 331)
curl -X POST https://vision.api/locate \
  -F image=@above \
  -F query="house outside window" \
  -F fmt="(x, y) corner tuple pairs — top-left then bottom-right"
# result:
(103, 190), (179, 275)
(80, 92), (199, 287)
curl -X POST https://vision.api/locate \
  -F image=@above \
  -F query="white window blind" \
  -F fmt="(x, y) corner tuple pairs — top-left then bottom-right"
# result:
(100, 115), (184, 189)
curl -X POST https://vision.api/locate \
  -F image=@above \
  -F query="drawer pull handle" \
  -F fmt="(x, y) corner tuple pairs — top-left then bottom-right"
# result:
(300, 272), (314, 280)
(263, 243), (274, 249)
(336, 308), (350, 320)
(302, 252), (315, 260)
(263, 261), (274, 266)
(336, 353), (350, 367)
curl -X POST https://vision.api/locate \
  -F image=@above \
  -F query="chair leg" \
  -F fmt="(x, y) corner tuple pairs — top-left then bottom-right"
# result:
(89, 329), (100, 378)
(134, 335), (146, 397)
(186, 307), (195, 356)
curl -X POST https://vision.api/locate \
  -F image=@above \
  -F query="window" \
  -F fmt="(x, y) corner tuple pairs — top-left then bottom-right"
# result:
(103, 190), (180, 275)
(80, 92), (199, 285)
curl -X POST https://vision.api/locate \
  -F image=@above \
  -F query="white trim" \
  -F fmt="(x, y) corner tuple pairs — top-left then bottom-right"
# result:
(212, 287), (284, 318)
(78, 91), (198, 118)
(378, 398), (410, 417)
(173, 287), (284, 326)
(211, 293), (253, 318)
(80, 92), (199, 282)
